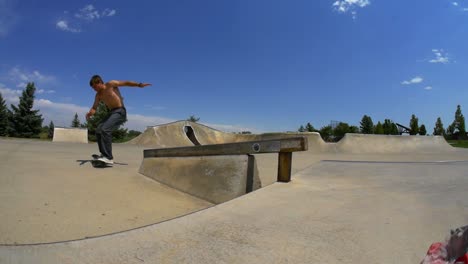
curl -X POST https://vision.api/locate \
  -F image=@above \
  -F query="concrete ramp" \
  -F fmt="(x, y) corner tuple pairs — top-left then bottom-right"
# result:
(336, 134), (454, 153)
(128, 121), (330, 150)
(140, 155), (259, 204)
(52, 127), (88, 143)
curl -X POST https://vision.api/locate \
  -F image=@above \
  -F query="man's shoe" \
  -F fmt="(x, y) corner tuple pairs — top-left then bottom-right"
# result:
(92, 154), (103, 159)
(97, 156), (114, 165)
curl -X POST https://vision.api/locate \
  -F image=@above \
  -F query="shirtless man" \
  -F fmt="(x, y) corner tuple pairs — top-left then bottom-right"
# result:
(86, 75), (151, 165)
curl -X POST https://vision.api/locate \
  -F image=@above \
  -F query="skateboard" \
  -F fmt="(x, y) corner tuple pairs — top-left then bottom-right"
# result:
(91, 154), (113, 168)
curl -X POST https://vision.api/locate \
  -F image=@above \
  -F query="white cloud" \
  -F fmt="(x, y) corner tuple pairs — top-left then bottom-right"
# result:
(429, 49), (450, 64)
(57, 4), (116, 33)
(401, 76), (423, 85)
(36, 99), (88, 113)
(74, 4), (116, 20)
(333, 0), (370, 19)
(36, 89), (56, 94)
(453, 2), (459, 6)
(35, 99), (89, 128)
(0, 86), (22, 104)
(75, 5), (101, 21)
(56, 20), (81, 33)
(126, 114), (176, 131)
(102, 8), (117, 17)
(424, 86), (433, 90)
(8, 67), (57, 88)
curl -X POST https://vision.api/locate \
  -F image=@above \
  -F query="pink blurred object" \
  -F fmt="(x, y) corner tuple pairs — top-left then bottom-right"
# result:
(420, 242), (448, 264)
(420, 225), (468, 264)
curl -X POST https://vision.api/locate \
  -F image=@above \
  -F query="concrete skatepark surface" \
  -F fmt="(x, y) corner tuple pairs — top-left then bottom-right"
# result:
(1, 121), (467, 263)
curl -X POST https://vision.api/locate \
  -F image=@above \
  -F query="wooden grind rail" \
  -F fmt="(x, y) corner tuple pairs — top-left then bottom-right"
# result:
(143, 137), (308, 182)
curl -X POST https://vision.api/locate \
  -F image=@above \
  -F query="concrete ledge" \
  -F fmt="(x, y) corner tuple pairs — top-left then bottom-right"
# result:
(139, 155), (260, 204)
(52, 127), (88, 143)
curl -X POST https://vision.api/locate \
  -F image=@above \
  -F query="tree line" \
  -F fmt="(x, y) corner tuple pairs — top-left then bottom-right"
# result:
(1, 83), (466, 142)
(0, 82), (141, 141)
(298, 105), (466, 142)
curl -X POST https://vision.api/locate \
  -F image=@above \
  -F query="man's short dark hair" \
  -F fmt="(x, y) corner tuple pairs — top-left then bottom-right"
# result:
(90, 75), (103, 87)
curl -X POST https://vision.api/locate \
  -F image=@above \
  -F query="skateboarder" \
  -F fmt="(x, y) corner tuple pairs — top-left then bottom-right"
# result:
(86, 75), (151, 165)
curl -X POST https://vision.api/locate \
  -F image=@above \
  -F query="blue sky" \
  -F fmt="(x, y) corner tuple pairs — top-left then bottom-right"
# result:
(1, 0), (468, 133)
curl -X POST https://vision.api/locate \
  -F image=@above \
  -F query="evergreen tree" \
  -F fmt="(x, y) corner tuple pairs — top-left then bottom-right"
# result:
(419, 124), (427, 136)
(409, 114), (419, 135)
(127, 130), (142, 139)
(433, 117), (444, 136)
(71, 113), (81, 128)
(453, 105), (466, 139)
(359, 115), (374, 134)
(298, 125), (305, 132)
(446, 123), (455, 140)
(374, 122), (384, 134)
(319, 125), (333, 142)
(0, 93), (9, 136)
(305, 122), (316, 132)
(48, 121), (54, 139)
(349, 125), (359, 133)
(382, 119), (398, 135)
(9, 82), (43, 138)
(333, 122), (349, 141)
(390, 123), (399, 135)
(187, 115), (200, 122)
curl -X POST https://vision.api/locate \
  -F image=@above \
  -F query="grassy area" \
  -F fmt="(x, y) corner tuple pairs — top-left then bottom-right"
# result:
(447, 140), (468, 148)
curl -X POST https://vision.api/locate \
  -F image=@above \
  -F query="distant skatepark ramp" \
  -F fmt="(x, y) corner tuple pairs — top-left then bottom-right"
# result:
(336, 133), (454, 153)
(129, 121), (454, 154)
(52, 127), (88, 143)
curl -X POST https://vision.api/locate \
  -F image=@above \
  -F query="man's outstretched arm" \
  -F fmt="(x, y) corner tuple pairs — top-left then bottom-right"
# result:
(108, 80), (152, 88)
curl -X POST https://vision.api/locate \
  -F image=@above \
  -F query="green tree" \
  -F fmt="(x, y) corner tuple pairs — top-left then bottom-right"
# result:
(384, 120), (399, 135)
(319, 125), (333, 142)
(9, 82), (43, 138)
(187, 115), (200, 122)
(360, 115), (374, 134)
(87, 102), (127, 141)
(333, 122), (358, 141)
(0, 93), (9, 136)
(446, 123), (455, 140)
(349, 125), (359, 133)
(71, 113), (81, 128)
(419, 124), (427, 136)
(127, 130), (142, 139)
(298, 125), (305, 132)
(305, 122), (316, 132)
(112, 127), (129, 143)
(409, 114), (419, 135)
(382, 119), (394, 135)
(48, 121), (55, 139)
(433, 117), (444, 136)
(453, 105), (466, 139)
(391, 123), (399, 135)
(374, 122), (384, 134)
